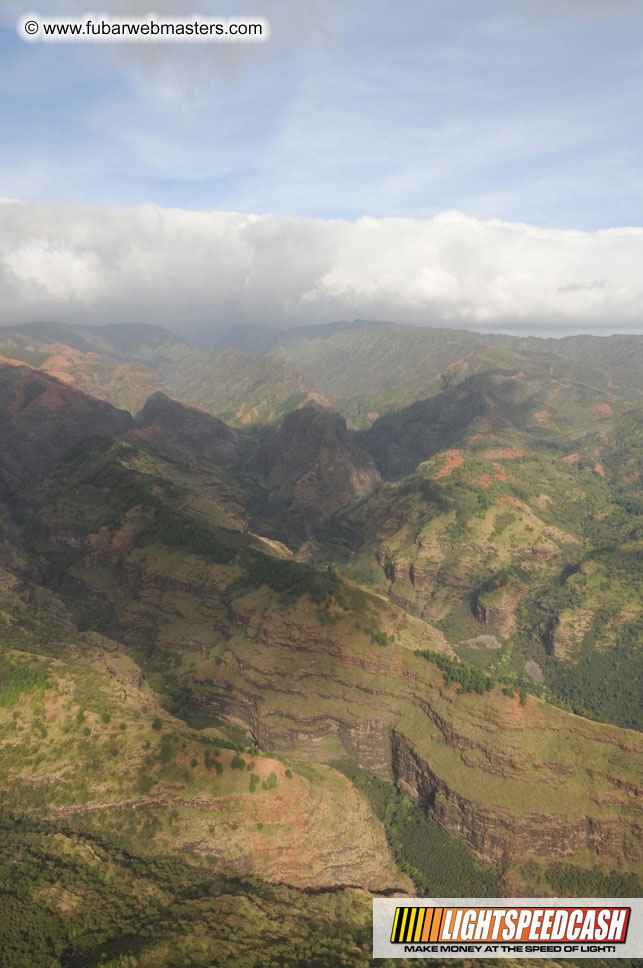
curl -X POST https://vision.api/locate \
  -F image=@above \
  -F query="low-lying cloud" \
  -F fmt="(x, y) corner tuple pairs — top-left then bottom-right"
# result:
(1, 201), (642, 335)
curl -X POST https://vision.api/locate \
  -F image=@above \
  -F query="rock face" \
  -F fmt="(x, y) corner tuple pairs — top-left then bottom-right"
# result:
(134, 391), (242, 464)
(171, 574), (642, 872)
(248, 402), (380, 536)
(0, 362), (133, 492)
(184, 597), (642, 871)
(391, 733), (635, 866)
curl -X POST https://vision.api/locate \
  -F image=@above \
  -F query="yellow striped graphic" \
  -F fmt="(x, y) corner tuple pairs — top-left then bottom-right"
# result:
(390, 907), (402, 944)
(413, 907), (426, 942)
(391, 906), (442, 943)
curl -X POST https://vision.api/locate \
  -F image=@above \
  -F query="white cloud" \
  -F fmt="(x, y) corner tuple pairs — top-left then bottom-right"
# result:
(1, 200), (642, 334)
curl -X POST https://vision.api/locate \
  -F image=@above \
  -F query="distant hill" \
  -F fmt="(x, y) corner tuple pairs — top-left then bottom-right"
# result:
(184, 318), (375, 354)
(158, 346), (333, 428)
(0, 322), (334, 428)
(0, 329), (164, 413)
(270, 321), (643, 426)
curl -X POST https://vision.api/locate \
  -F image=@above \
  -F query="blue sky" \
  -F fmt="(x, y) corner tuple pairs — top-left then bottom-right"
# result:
(1, 1), (643, 334)
(2, 0), (643, 228)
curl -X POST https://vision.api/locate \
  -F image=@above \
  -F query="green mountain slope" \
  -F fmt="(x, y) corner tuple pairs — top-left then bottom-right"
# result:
(1, 323), (333, 428)
(360, 365), (625, 479)
(0, 329), (165, 413)
(337, 399), (643, 730)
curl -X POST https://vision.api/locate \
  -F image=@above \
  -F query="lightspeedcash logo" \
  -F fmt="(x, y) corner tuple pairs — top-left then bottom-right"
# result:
(373, 898), (642, 959)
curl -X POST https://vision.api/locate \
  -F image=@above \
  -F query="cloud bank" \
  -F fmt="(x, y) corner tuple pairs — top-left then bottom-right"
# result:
(1, 201), (642, 335)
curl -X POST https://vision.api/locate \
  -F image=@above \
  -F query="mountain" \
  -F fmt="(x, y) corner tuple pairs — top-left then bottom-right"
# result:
(6, 320), (188, 365)
(1, 320), (642, 966)
(360, 365), (626, 479)
(337, 388), (643, 730)
(0, 361), (133, 493)
(270, 321), (643, 427)
(0, 328), (168, 413)
(134, 391), (243, 464)
(12, 432), (641, 886)
(247, 402), (380, 544)
(2, 322), (332, 429)
(158, 346), (333, 428)
(185, 318), (375, 354)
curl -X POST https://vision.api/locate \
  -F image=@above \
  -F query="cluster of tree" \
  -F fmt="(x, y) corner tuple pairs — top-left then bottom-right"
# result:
(0, 810), (375, 967)
(137, 505), (236, 565)
(548, 628), (643, 731)
(540, 861), (642, 898)
(415, 650), (494, 695)
(245, 554), (340, 605)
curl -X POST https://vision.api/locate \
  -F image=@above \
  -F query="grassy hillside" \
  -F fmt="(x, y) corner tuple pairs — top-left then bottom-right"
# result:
(360, 365), (626, 478)
(338, 403), (643, 730)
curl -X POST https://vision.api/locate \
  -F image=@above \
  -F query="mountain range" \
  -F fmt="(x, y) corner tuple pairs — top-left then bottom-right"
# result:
(0, 318), (641, 968)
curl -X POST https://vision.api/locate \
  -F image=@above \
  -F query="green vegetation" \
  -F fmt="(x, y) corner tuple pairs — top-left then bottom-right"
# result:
(0, 660), (47, 708)
(161, 345), (325, 428)
(137, 505), (235, 565)
(0, 812), (377, 968)
(2, 322), (643, 968)
(520, 860), (643, 898)
(335, 761), (502, 896)
(416, 650), (494, 694)
(245, 554), (340, 605)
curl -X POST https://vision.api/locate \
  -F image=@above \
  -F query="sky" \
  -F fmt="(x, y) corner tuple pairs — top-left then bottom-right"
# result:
(1, 0), (643, 334)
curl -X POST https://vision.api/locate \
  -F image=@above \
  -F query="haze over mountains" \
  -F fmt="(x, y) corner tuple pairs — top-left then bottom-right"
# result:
(0, 317), (642, 967)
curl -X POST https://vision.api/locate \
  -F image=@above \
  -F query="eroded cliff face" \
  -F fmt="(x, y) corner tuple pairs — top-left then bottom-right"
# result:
(182, 588), (641, 873)
(247, 402), (381, 542)
(391, 733), (640, 866)
(0, 616), (409, 896)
